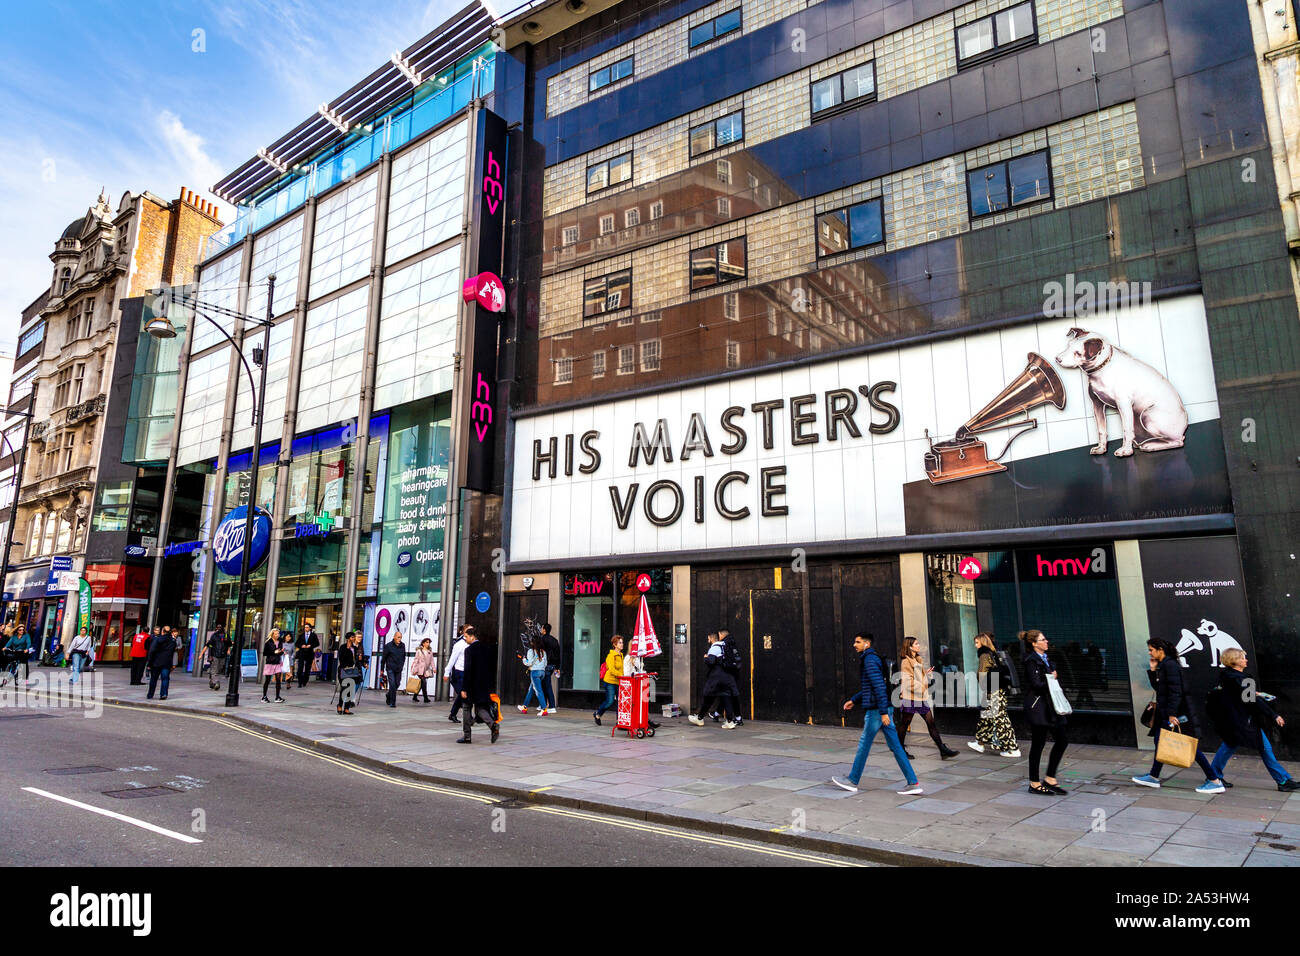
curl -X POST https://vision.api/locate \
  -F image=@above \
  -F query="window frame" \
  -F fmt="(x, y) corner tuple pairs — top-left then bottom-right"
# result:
(689, 109), (745, 159)
(814, 197), (886, 258)
(588, 54), (635, 94)
(639, 338), (662, 372)
(955, 0), (1038, 70)
(582, 268), (633, 320)
(561, 224), (580, 245)
(17, 322), (44, 357)
(688, 7), (743, 50)
(616, 344), (635, 375)
(554, 356), (574, 385)
(591, 350), (606, 378)
(586, 151), (634, 195)
(689, 236), (748, 292)
(965, 148), (1054, 220)
(809, 61), (878, 120)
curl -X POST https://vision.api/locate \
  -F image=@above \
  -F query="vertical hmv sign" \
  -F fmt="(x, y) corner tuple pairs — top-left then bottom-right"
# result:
(460, 107), (507, 493)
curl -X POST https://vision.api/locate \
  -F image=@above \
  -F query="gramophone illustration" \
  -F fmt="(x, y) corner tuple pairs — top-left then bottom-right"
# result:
(923, 352), (1066, 484)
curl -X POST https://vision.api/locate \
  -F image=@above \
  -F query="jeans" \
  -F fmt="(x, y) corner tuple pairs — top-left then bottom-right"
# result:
(147, 666), (171, 699)
(847, 708), (917, 787)
(595, 681), (619, 716)
(1150, 723), (1218, 780)
(448, 671), (464, 719)
(543, 665), (557, 709)
(524, 671), (547, 708)
(1210, 730), (1293, 786)
(385, 668), (401, 706)
(69, 652), (86, 684)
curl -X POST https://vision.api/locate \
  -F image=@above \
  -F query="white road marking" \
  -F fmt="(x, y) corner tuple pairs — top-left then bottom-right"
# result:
(22, 787), (203, 844)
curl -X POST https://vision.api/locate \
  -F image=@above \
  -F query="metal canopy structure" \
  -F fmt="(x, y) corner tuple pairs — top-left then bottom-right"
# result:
(212, 0), (495, 205)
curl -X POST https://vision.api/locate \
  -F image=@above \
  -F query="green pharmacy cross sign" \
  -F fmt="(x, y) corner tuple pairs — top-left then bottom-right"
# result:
(294, 511), (336, 538)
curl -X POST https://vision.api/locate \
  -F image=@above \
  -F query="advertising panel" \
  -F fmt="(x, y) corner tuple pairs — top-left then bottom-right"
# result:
(511, 295), (1231, 562)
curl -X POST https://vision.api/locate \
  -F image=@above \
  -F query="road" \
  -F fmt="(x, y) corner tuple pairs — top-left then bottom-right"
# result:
(0, 701), (867, 867)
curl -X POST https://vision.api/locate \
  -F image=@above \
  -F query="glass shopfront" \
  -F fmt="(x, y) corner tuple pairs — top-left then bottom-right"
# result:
(560, 568), (672, 694)
(925, 544), (1130, 714)
(377, 395), (450, 604)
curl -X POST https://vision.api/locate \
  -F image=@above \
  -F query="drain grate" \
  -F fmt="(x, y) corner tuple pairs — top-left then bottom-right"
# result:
(45, 766), (114, 776)
(1254, 831), (1282, 839)
(1267, 842), (1297, 852)
(102, 786), (181, 800)
(496, 798), (528, 809)
(0, 713), (56, 719)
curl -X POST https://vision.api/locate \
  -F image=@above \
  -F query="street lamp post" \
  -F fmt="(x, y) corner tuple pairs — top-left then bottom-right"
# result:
(147, 275), (275, 707)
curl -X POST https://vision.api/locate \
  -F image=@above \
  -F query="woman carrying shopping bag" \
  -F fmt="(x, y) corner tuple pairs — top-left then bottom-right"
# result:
(1021, 629), (1069, 795)
(410, 638), (436, 704)
(1132, 637), (1222, 791)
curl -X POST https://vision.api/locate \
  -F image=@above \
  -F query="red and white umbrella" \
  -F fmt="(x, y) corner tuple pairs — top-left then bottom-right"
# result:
(628, 594), (662, 658)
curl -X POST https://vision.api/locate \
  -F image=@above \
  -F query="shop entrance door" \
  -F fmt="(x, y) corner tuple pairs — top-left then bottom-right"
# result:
(745, 589), (806, 723)
(503, 590), (548, 704)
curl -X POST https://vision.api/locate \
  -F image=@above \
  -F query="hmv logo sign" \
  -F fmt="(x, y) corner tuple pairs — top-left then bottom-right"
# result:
(1033, 547), (1109, 577)
(565, 577), (606, 596)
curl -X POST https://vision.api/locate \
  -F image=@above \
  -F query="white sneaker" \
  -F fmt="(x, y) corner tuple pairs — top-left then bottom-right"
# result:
(537, 708), (548, 716)
(687, 715), (704, 726)
(967, 742), (985, 753)
(1000, 749), (1021, 758)
(721, 720), (737, 729)
(549, 707), (559, 712)
(830, 777), (859, 793)
(897, 784), (924, 795)
(517, 705), (528, 714)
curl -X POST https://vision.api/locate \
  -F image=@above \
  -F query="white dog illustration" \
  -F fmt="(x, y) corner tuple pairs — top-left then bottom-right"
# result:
(1055, 328), (1187, 458)
(1175, 619), (1243, 668)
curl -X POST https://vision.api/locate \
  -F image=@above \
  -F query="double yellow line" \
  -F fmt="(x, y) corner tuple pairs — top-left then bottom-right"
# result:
(62, 695), (862, 866)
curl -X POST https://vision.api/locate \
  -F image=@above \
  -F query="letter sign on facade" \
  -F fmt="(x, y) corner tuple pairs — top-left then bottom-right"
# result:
(458, 108), (508, 494)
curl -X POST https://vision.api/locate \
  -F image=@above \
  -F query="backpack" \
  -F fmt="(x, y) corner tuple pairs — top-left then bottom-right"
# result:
(995, 649), (1018, 691)
(722, 638), (742, 672)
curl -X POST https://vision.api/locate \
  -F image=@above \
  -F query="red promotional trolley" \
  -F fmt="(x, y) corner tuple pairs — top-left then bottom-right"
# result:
(613, 586), (663, 739)
(614, 672), (656, 738)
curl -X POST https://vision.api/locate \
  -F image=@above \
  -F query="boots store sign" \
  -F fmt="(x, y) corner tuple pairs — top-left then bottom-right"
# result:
(509, 296), (1231, 563)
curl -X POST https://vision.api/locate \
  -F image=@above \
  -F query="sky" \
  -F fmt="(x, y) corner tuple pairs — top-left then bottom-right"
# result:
(0, 0), (471, 352)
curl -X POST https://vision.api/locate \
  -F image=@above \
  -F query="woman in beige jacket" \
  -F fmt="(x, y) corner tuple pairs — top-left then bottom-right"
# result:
(410, 638), (436, 704)
(897, 637), (958, 759)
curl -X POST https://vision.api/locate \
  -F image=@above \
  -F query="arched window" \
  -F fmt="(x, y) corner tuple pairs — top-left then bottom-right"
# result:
(58, 268), (71, 295)
(55, 518), (71, 552)
(41, 514), (57, 555)
(26, 513), (42, 558)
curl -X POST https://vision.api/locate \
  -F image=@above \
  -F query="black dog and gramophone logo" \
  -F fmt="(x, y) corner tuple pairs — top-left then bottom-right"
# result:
(922, 327), (1189, 484)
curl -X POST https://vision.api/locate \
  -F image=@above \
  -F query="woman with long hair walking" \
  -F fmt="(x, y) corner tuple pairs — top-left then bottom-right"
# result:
(262, 627), (286, 703)
(1022, 629), (1068, 794)
(593, 635), (624, 725)
(410, 637), (436, 704)
(968, 632), (1019, 757)
(896, 636), (958, 759)
(1131, 637), (1222, 791)
(336, 631), (361, 715)
(518, 635), (549, 715)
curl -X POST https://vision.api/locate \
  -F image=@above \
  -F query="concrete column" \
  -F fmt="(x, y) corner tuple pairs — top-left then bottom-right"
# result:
(261, 197), (318, 630)
(899, 552), (930, 646)
(672, 564), (691, 708)
(342, 152), (394, 639)
(1115, 538), (1154, 750)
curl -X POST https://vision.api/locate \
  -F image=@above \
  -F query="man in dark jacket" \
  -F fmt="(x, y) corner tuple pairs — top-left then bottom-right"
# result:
(456, 626), (499, 744)
(295, 623), (320, 688)
(831, 633), (921, 795)
(1206, 647), (1298, 792)
(539, 623), (562, 712)
(718, 628), (743, 725)
(381, 630), (406, 707)
(205, 629), (229, 690)
(146, 628), (178, 700)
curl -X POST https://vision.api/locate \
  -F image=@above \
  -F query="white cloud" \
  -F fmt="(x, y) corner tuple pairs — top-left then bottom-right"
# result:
(157, 110), (225, 196)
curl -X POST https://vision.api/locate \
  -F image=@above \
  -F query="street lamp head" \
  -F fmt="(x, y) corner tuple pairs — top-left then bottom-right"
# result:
(145, 315), (178, 339)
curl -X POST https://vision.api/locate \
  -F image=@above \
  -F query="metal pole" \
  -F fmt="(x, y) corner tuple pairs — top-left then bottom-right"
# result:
(0, 385), (37, 623)
(226, 274), (275, 708)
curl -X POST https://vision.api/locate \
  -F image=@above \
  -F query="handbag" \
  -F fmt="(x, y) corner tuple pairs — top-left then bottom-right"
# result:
(1155, 724), (1198, 768)
(1045, 673), (1073, 716)
(1140, 700), (1157, 729)
(405, 676), (422, 694)
(339, 666), (361, 683)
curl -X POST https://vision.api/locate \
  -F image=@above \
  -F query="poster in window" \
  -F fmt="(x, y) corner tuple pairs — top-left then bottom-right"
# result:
(288, 461), (309, 517)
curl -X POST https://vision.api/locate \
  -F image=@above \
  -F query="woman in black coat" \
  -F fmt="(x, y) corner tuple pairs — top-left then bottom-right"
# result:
(688, 632), (738, 727)
(335, 631), (360, 715)
(1021, 629), (1069, 795)
(1207, 647), (1298, 792)
(1131, 638), (1220, 790)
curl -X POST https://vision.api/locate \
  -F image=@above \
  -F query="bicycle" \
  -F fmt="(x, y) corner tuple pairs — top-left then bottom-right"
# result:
(0, 649), (25, 687)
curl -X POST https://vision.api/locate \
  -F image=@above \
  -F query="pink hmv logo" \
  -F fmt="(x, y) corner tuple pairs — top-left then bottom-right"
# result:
(958, 558), (982, 581)
(462, 272), (506, 312)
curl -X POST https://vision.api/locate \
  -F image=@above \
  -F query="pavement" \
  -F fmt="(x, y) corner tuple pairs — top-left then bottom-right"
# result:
(21, 665), (1300, 866)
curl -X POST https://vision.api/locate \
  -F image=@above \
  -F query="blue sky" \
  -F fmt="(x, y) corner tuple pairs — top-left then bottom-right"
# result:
(0, 0), (470, 351)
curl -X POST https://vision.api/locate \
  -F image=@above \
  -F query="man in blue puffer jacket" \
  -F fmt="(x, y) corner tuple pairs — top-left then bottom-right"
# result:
(831, 633), (922, 795)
